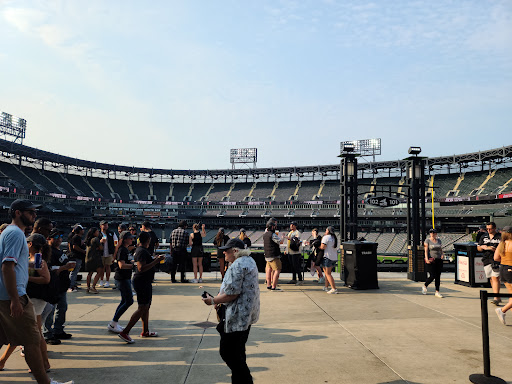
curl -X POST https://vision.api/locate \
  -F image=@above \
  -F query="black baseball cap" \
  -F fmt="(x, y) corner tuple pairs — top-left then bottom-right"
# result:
(219, 238), (246, 250)
(290, 221), (298, 227)
(142, 221), (152, 229)
(49, 228), (64, 238)
(429, 228), (438, 233)
(9, 199), (41, 214)
(99, 220), (108, 225)
(240, 228), (246, 233)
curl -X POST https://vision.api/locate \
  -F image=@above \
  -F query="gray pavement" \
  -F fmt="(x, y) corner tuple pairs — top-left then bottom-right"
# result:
(1, 272), (511, 384)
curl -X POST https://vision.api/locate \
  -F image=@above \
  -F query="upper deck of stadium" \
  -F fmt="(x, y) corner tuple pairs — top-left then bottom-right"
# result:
(0, 139), (511, 204)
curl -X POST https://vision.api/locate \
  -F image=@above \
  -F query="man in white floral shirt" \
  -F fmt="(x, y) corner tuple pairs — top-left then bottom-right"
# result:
(202, 238), (260, 384)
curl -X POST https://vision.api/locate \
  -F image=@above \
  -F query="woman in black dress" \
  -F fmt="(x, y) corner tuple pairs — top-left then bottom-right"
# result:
(189, 223), (206, 283)
(85, 227), (104, 294)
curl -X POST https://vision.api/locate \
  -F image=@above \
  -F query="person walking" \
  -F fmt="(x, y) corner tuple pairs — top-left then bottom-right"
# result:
(214, 228), (230, 280)
(422, 228), (445, 298)
(108, 231), (135, 333)
(320, 226), (338, 294)
(190, 223), (206, 283)
(494, 226), (512, 325)
(84, 227), (104, 294)
(118, 231), (164, 344)
(202, 238), (260, 384)
(0, 199), (74, 384)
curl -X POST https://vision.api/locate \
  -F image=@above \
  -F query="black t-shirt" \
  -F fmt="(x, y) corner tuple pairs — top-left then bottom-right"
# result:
(115, 246), (132, 280)
(133, 246), (154, 282)
(49, 246), (71, 292)
(479, 232), (501, 265)
(71, 234), (85, 260)
(146, 231), (159, 256)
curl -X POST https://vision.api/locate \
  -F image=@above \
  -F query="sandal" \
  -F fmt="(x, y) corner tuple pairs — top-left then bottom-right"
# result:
(140, 331), (158, 337)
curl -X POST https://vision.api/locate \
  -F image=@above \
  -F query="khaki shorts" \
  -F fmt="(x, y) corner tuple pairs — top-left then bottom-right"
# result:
(0, 295), (41, 346)
(103, 255), (114, 266)
(484, 264), (500, 278)
(266, 259), (282, 271)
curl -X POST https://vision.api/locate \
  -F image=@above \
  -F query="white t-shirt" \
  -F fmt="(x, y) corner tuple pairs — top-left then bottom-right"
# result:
(321, 235), (337, 261)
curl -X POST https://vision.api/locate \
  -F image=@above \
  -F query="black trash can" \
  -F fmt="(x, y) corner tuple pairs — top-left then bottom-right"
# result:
(342, 241), (379, 290)
(454, 242), (490, 288)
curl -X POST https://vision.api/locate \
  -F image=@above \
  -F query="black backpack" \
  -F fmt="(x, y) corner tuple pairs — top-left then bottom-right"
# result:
(290, 236), (301, 252)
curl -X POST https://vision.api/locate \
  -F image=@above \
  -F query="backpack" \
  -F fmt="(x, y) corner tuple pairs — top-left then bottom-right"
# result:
(290, 236), (301, 252)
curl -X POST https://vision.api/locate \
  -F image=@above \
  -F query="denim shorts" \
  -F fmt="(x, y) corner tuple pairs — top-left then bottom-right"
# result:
(321, 258), (337, 268)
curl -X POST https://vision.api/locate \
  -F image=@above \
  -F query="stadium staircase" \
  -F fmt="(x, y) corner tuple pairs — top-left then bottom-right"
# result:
(267, 182), (278, 201)
(58, 173), (83, 196)
(127, 180), (138, 200)
(37, 169), (68, 195)
(82, 176), (102, 198)
(314, 180), (325, 200)
(221, 183), (236, 201)
(470, 170), (496, 196)
(186, 183), (196, 202)
(288, 181), (301, 201)
(447, 173), (464, 197)
(244, 182), (257, 201)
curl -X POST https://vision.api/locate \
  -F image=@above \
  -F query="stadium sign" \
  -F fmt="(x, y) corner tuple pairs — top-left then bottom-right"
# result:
(366, 196), (400, 208)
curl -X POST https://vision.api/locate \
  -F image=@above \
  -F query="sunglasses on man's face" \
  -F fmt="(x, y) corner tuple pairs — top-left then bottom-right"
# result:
(53, 235), (63, 239)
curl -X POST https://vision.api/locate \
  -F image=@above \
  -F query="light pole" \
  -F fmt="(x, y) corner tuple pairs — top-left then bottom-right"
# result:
(406, 146), (427, 282)
(339, 144), (359, 243)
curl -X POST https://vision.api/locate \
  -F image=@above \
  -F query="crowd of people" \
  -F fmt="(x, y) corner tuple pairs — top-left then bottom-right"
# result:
(2, 199), (511, 383)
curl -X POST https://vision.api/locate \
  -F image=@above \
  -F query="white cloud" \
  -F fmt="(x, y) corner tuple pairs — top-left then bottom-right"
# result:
(3, 7), (45, 34)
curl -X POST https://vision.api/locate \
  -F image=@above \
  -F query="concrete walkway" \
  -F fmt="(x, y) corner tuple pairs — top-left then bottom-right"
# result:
(1, 272), (511, 384)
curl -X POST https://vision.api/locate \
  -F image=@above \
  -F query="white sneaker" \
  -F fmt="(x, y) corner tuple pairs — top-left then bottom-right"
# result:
(50, 379), (74, 384)
(191, 279), (198, 283)
(103, 281), (110, 288)
(422, 286), (427, 295)
(318, 277), (325, 284)
(107, 322), (124, 334)
(198, 278), (203, 283)
(322, 286), (329, 292)
(296, 281), (304, 286)
(99, 280), (104, 287)
(435, 292), (443, 298)
(495, 307), (506, 325)
(327, 288), (338, 294)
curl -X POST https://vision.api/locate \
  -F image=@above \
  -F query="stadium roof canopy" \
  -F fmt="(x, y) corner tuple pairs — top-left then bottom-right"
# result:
(0, 138), (511, 178)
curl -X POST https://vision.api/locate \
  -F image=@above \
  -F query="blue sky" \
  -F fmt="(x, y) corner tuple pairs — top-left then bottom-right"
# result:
(0, 0), (511, 170)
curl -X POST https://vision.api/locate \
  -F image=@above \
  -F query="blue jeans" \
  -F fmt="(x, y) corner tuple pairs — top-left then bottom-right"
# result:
(69, 258), (83, 288)
(44, 292), (67, 337)
(113, 279), (134, 322)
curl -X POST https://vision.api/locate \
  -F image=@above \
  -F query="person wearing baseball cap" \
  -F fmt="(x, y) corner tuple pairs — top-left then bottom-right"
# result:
(0, 200), (73, 383)
(202, 237), (260, 384)
(108, 231), (135, 334)
(239, 228), (251, 248)
(422, 228), (445, 298)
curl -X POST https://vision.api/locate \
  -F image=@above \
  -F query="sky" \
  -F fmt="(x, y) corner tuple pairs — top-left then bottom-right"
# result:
(0, 0), (511, 171)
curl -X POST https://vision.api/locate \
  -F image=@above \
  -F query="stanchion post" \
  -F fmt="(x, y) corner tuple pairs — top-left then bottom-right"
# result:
(480, 290), (490, 377)
(469, 290), (507, 384)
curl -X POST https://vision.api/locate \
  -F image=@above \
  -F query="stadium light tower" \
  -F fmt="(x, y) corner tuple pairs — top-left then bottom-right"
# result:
(0, 111), (26, 144)
(340, 138), (381, 163)
(230, 148), (257, 169)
